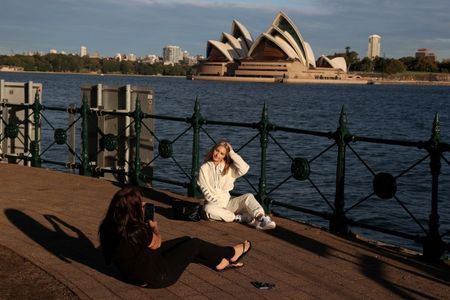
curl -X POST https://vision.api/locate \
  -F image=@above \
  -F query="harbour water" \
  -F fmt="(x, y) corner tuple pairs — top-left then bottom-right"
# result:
(1, 71), (450, 253)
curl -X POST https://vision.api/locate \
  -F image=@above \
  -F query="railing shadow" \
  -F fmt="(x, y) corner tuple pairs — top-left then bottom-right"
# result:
(359, 254), (440, 300)
(264, 223), (449, 298)
(4, 209), (122, 281)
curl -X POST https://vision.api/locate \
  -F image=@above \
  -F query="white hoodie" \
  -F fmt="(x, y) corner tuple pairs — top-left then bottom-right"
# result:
(197, 150), (249, 208)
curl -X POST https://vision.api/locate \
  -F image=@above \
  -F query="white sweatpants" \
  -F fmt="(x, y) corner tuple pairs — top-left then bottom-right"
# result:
(203, 193), (265, 222)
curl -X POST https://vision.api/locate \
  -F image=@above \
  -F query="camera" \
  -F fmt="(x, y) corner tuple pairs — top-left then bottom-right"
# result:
(143, 203), (155, 221)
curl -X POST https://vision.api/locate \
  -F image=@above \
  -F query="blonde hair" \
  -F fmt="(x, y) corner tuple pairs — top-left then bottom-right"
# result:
(204, 142), (232, 175)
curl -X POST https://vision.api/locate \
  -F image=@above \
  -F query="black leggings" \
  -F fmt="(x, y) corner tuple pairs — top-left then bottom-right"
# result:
(149, 236), (234, 288)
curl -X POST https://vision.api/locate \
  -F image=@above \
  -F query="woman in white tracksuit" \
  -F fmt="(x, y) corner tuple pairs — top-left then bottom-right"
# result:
(197, 141), (276, 230)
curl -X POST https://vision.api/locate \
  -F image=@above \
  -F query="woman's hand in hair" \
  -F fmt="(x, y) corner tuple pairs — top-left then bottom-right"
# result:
(225, 142), (233, 153)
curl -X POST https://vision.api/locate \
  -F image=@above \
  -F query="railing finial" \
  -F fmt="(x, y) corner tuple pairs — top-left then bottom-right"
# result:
(431, 113), (440, 145)
(194, 96), (200, 112)
(262, 101), (268, 120)
(339, 105), (348, 129)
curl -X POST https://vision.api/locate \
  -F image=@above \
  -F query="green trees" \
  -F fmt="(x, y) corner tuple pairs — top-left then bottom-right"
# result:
(439, 60), (450, 73)
(0, 54), (196, 76)
(398, 56), (417, 71)
(316, 47), (450, 76)
(383, 59), (406, 74)
(355, 57), (374, 72)
(1, 52), (449, 77)
(100, 59), (120, 74)
(415, 56), (438, 72)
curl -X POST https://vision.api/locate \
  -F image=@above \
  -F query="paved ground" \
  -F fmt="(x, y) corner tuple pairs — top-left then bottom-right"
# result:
(0, 243), (79, 299)
(0, 163), (449, 299)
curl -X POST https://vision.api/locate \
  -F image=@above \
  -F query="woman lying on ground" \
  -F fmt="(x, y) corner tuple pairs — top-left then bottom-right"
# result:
(197, 141), (276, 230)
(99, 187), (251, 288)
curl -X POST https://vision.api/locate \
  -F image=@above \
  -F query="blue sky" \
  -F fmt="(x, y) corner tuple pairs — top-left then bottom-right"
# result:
(1, 0), (449, 60)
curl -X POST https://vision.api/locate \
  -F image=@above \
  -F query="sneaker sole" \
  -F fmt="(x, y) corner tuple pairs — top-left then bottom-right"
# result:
(256, 223), (276, 230)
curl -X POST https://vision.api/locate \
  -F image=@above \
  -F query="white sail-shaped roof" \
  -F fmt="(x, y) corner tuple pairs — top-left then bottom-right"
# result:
(220, 32), (247, 58)
(318, 55), (347, 71)
(304, 42), (316, 68)
(330, 57), (347, 71)
(270, 11), (311, 65)
(268, 26), (306, 65)
(248, 32), (298, 60)
(231, 20), (253, 50)
(206, 40), (239, 62)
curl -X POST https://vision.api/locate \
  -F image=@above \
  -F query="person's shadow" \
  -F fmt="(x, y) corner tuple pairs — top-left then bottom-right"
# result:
(5, 209), (122, 280)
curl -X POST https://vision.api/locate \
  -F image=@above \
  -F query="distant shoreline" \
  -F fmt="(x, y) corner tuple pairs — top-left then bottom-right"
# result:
(2, 70), (450, 86)
(0, 70), (185, 78)
(190, 75), (450, 86)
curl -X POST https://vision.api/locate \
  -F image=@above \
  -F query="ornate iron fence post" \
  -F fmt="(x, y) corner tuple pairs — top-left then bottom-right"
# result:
(257, 103), (271, 212)
(132, 96), (144, 186)
(30, 90), (42, 167)
(423, 113), (445, 261)
(80, 93), (91, 176)
(188, 97), (203, 197)
(330, 106), (350, 234)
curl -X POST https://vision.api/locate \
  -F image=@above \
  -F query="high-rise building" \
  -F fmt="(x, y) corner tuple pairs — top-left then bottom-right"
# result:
(80, 46), (88, 57)
(367, 34), (381, 59)
(163, 45), (183, 65)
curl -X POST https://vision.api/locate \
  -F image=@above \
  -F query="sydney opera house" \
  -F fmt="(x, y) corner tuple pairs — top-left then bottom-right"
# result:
(194, 12), (347, 82)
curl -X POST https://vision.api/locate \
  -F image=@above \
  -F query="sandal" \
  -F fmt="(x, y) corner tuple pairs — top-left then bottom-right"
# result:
(231, 240), (252, 263)
(217, 261), (244, 272)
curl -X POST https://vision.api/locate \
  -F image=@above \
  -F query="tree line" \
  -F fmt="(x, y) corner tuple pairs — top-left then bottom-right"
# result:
(328, 47), (450, 74)
(0, 54), (196, 76)
(2, 51), (450, 76)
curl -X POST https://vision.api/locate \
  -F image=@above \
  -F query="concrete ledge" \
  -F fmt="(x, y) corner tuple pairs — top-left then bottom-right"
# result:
(190, 75), (450, 86)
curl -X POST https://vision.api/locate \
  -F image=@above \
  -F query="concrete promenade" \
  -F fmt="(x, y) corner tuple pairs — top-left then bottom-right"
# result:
(0, 163), (449, 299)
(190, 75), (450, 86)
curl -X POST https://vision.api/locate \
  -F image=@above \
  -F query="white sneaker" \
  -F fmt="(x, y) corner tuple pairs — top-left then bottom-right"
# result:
(248, 218), (258, 227)
(256, 216), (276, 230)
(235, 213), (253, 224)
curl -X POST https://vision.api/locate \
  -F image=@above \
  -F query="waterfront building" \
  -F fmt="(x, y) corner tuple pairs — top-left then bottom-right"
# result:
(89, 51), (101, 59)
(113, 53), (136, 61)
(163, 45), (183, 65)
(127, 53), (137, 61)
(0, 65), (24, 71)
(415, 48), (437, 61)
(367, 34), (381, 59)
(195, 11), (347, 80)
(80, 46), (88, 57)
(142, 54), (160, 64)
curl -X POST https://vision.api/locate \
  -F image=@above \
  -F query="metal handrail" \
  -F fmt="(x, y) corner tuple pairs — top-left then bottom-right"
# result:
(1, 91), (448, 262)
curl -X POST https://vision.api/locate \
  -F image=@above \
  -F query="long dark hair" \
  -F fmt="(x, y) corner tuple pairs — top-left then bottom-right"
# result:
(99, 187), (147, 264)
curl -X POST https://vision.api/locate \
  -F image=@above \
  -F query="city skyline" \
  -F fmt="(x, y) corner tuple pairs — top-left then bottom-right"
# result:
(1, 0), (449, 60)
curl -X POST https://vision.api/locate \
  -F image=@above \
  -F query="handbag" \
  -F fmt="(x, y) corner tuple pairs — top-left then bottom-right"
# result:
(171, 201), (202, 222)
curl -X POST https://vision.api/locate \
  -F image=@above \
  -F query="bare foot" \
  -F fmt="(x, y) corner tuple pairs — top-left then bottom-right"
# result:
(215, 258), (230, 271)
(215, 258), (244, 271)
(230, 240), (251, 263)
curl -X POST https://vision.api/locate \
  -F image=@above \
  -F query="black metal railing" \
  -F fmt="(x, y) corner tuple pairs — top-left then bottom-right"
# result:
(1, 90), (448, 262)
